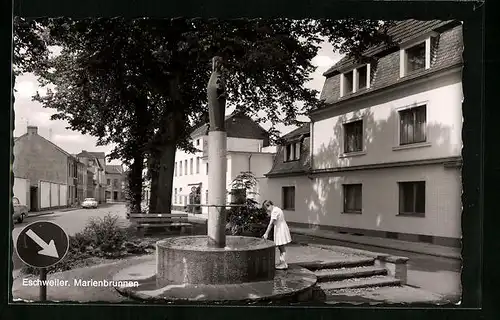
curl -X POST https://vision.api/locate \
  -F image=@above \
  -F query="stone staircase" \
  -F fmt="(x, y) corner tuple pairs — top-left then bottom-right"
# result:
(294, 256), (402, 300)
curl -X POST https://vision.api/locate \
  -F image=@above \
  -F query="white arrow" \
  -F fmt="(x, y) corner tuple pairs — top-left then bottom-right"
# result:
(25, 229), (60, 259)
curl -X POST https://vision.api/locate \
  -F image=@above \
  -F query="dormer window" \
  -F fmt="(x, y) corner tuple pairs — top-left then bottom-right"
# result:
(340, 64), (371, 97)
(400, 34), (438, 77)
(284, 142), (301, 162)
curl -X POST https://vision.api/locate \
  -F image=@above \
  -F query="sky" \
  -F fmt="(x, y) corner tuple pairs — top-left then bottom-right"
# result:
(13, 40), (344, 166)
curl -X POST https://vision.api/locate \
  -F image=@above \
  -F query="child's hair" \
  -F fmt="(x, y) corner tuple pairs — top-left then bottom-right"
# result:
(262, 200), (274, 207)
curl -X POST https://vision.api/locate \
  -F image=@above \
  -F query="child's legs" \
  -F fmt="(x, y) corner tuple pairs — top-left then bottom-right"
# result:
(277, 245), (287, 264)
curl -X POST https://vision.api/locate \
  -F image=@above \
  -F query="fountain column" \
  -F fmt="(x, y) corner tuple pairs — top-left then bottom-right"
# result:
(207, 56), (227, 248)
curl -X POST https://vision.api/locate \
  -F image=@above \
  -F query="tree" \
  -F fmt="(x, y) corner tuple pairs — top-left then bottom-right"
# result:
(19, 17), (394, 214)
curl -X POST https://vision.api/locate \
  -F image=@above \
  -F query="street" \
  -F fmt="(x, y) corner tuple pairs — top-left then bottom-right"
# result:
(11, 204), (461, 301)
(11, 203), (129, 271)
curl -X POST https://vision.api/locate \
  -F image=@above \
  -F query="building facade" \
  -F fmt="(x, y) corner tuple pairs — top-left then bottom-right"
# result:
(263, 20), (463, 247)
(105, 164), (126, 201)
(76, 151), (107, 203)
(13, 126), (76, 211)
(171, 112), (275, 217)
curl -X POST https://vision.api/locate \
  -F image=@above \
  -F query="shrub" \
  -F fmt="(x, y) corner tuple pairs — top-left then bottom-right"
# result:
(226, 198), (269, 236)
(77, 213), (128, 257)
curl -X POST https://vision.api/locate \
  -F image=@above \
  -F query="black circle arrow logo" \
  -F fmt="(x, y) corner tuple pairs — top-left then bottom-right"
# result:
(16, 221), (69, 268)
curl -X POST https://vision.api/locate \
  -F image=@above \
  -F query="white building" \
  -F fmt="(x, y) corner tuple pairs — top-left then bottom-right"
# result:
(262, 20), (463, 247)
(172, 112), (276, 218)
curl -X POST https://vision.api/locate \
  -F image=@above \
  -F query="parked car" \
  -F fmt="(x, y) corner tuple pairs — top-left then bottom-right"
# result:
(12, 197), (28, 223)
(82, 198), (98, 209)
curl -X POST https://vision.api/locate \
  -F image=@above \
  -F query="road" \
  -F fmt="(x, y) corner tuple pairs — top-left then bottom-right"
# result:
(291, 233), (461, 301)
(10, 205), (461, 300)
(11, 203), (129, 271)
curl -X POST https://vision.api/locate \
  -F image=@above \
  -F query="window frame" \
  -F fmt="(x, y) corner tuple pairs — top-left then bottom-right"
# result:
(342, 184), (363, 214)
(340, 63), (371, 97)
(281, 186), (296, 211)
(342, 119), (364, 154)
(398, 181), (426, 217)
(398, 104), (428, 146)
(283, 142), (301, 163)
(399, 33), (437, 78)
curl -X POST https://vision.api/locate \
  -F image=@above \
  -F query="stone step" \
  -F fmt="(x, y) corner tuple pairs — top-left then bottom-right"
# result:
(314, 266), (388, 282)
(294, 257), (375, 271)
(319, 275), (401, 291)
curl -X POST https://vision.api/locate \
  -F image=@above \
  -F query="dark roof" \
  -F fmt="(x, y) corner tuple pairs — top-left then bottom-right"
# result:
(317, 21), (462, 108)
(265, 136), (311, 177)
(282, 123), (311, 140)
(87, 151), (105, 159)
(77, 150), (106, 169)
(105, 165), (124, 174)
(323, 20), (456, 76)
(191, 112), (270, 146)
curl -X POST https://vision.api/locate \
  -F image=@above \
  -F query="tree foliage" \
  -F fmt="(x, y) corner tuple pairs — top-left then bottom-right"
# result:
(15, 17), (394, 212)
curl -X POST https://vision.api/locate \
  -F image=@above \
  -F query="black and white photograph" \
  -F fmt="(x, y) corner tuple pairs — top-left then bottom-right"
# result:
(10, 16), (464, 305)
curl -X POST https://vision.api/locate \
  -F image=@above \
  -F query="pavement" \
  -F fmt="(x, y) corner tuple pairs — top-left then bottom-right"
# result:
(11, 243), (449, 304)
(178, 213), (461, 260)
(10, 205), (461, 303)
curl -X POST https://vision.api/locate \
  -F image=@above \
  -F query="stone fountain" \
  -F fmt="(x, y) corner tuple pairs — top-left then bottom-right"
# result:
(113, 57), (316, 303)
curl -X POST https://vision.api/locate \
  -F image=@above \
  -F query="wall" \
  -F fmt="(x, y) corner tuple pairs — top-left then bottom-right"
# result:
(13, 177), (30, 209)
(265, 164), (461, 240)
(13, 134), (69, 186)
(39, 180), (68, 209)
(259, 175), (312, 223)
(229, 152), (276, 202)
(226, 137), (265, 153)
(312, 70), (463, 170)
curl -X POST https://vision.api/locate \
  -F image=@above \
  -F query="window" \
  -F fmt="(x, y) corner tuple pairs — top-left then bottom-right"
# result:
(184, 160), (188, 175)
(190, 158), (193, 175)
(206, 190), (209, 204)
(196, 157), (200, 174)
(284, 142), (301, 162)
(341, 64), (371, 97)
(197, 139), (200, 146)
(398, 181), (425, 216)
(206, 163), (209, 175)
(343, 70), (354, 95)
(113, 179), (119, 188)
(343, 120), (363, 153)
(343, 184), (362, 213)
(174, 162), (177, 176)
(282, 186), (295, 210)
(179, 162), (183, 176)
(107, 179), (111, 185)
(400, 36), (436, 77)
(399, 105), (426, 145)
(357, 65), (368, 90)
(174, 188), (177, 204)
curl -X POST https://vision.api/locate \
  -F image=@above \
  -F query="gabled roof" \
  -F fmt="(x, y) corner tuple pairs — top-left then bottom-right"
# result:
(323, 20), (457, 77)
(105, 164), (124, 174)
(87, 151), (106, 159)
(317, 20), (463, 109)
(265, 136), (311, 177)
(190, 112), (270, 146)
(77, 150), (106, 169)
(282, 123), (311, 141)
(15, 132), (73, 158)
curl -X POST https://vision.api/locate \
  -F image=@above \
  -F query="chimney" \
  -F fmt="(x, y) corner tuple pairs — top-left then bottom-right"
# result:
(27, 126), (38, 135)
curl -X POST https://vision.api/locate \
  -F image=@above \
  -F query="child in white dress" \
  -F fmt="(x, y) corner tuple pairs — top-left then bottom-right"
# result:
(262, 200), (292, 270)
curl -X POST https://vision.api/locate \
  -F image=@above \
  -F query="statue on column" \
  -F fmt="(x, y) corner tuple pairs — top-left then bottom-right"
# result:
(207, 56), (226, 132)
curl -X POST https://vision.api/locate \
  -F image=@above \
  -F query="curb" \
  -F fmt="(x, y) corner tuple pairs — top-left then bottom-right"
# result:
(27, 211), (56, 218)
(291, 230), (461, 261)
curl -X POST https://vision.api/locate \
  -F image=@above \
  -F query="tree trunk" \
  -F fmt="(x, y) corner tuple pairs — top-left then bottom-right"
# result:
(127, 152), (144, 214)
(148, 151), (160, 213)
(156, 141), (177, 214)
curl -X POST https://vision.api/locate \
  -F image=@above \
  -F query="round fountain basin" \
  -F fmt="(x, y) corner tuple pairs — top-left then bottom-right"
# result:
(156, 235), (276, 285)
